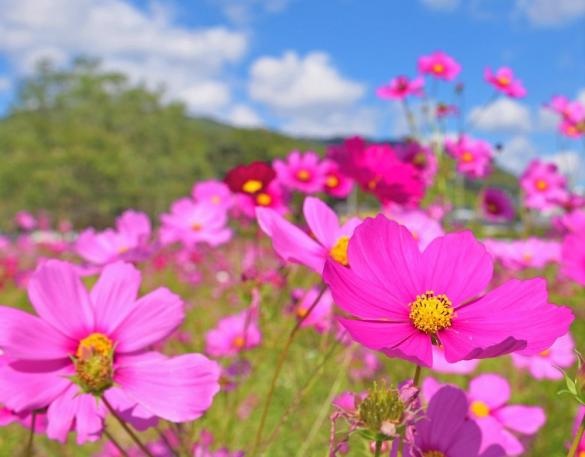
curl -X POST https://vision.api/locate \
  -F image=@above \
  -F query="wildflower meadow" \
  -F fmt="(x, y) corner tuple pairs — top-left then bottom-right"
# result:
(0, 9), (585, 457)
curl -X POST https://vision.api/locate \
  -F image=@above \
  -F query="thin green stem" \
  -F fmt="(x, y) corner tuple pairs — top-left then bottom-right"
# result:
(413, 365), (423, 387)
(23, 411), (37, 457)
(374, 440), (383, 457)
(103, 429), (129, 457)
(251, 283), (328, 455)
(568, 410), (585, 457)
(102, 396), (155, 457)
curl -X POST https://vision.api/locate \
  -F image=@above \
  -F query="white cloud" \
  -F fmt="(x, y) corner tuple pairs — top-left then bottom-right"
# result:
(469, 98), (532, 133)
(549, 150), (581, 182)
(0, 77), (11, 92)
(213, 0), (290, 24)
(420, 0), (460, 11)
(577, 88), (585, 105)
(537, 106), (559, 132)
(516, 0), (585, 27)
(0, 0), (248, 113)
(496, 135), (537, 174)
(248, 50), (376, 137)
(228, 104), (264, 128)
(179, 81), (231, 115)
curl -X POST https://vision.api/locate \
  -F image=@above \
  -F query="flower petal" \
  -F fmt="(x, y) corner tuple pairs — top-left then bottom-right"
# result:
(469, 374), (510, 408)
(27, 260), (94, 339)
(494, 405), (545, 434)
(303, 197), (339, 247)
(90, 261), (142, 334)
(115, 353), (220, 422)
(112, 287), (184, 353)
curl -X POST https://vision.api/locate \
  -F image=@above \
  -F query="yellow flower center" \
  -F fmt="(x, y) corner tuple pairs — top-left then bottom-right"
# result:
(579, 451), (585, 457)
(497, 76), (511, 86)
(192, 223), (202, 232)
(432, 63), (445, 74)
(461, 151), (474, 163)
(256, 193), (272, 206)
(296, 169), (311, 182)
(211, 195), (221, 204)
(487, 202), (499, 214)
(330, 236), (350, 266)
(74, 333), (114, 395)
(409, 291), (454, 334)
(117, 246), (129, 254)
(232, 336), (246, 349)
(470, 400), (490, 418)
(325, 175), (340, 188)
(540, 349), (551, 357)
(424, 451), (445, 457)
(535, 179), (548, 191)
(296, 306), (309, 318)
(242, 179), (263, 194)
(413, 152), (427, 166)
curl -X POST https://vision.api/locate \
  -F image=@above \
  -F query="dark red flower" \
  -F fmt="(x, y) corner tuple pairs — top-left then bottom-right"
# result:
(224, 161), (276, 195)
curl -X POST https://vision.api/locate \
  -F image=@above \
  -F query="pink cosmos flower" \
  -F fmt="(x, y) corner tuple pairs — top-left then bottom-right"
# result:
(484, 67), (527, 98)
(321, 159), (354, 198)
(232, 181), (289, 219)
(273, 150), (327, 194)
(480, 188), (516, 222)
(424, 375), (546, 456)
(205, 293), (261, 358)
(556, 209), (585, 234)
(394, 141), (438, 186)
(484, 238), (560, 272)
(160, 198), (232, 247)
(393, 386), (505, 457)
(348, 348), (381, 381)
(418, 51), (461, 81)
(256, 197), (361, 275)
(0, 260), (220, 443)
(562, 230), (585, 286)
(76, 210), (152, 267)
(323, 215), (573, 367)
(436, 103), (459, 118)
(520, 159), (568, 210)
(445, 135), (493, 179)
(511, 332), (575, 380)
(376, 76), (424, 100)
(290, 287), (334, 333)
(385, 209), (444, 250)
(192, 180), (234, 211)
(15, 211), (37, 231)
(547, 96), (585, 138)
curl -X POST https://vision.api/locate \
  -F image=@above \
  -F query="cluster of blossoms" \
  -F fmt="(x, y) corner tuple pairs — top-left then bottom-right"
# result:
(0, 49), (583, 457)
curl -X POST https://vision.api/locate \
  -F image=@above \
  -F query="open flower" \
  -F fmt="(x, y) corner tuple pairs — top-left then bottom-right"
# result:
(0, 260), (220, 443)
(224, 161), (276, 196)
(484, 67), (526, 98)
(256, 197), (361, 275)
(321, 159), (354, 198)
(480, 188), (516, 223)
(424, 375), (546, 456)
(445, 135), (493, 179)
(418, 51), (461, 81)
(274, 150), (328, 194)
(324, 215), (573, 367)
(192, 180), (234, 211)
(376, 76), (424, 100)
(520, 159), (568, 210)
(76, 210), (152, 268)
(511, 332), (575, 380)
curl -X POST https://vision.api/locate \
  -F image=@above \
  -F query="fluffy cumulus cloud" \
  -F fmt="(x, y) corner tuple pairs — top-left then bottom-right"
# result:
(516, 0), (585, 27)
(469, 98), (532, 133)
(419, 0), (460, 11)
(549, 150), (582, 181)
(227, 104), (264, 128)
(496, 135), (537, 174)
(248, 50), (376, 137)
(578, 88), (585, 105)
(0, 0), (248, 114)
(212, 0), (290, 24)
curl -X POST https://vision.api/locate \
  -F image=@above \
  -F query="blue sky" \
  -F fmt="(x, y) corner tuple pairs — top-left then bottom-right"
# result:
(0, 0), (584, 177)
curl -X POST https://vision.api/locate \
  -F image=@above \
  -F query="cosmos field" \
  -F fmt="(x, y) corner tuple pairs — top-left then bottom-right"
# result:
(0, 50), (584, 457)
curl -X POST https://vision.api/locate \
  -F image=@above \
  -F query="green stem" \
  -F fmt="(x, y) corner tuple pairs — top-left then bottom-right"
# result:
(568, 410), (585, 457)
(102, 396), (155, 457)
(374, 440), (383, 457)
(413, 365), (423, 387)
(24, 411), (37, 457)
(251, 283), (328, 455)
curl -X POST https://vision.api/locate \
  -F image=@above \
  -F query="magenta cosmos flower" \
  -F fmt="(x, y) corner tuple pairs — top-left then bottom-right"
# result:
(480, 187), (515, 222)
(393, 386), (505, 457)
(562, 230), (585, 286)
(376, 75), (424, 100)
(394, 141), (438, 187)
(0, 260), (220, 443)
(511, 332), (575, 380)
(520, 159), (568, 210)
(205, 302), (261, 358)
(323, 215), (573, 367)
(418, 51), (461, 81)
(76, 210), (152, 268)
(321, 159), (354, 198)
(192, 180), (234, 212)
(160, 198), (232, 248)
(484, 67), (526, 98)
(273, 150), (328, 194)
(445, 135), (493, 179)
(256, 197), (361, 275)
(424, 375), (546, 456)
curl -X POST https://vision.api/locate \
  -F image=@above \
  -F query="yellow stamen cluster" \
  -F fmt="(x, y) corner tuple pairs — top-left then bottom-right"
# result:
(192, 223), (202, 232)
(423, 451), (446, 457)
(256, 193), (272, 206)
(461, 151), (474, 163)
(409, 291), (454, 335)
(74, 333), (114, 396)
(232, 336), (246, 349)
(432, 63), (445, 74)
(539, 349), (551, 357)
(242, 179), (263, 194)
(325, 175), (339, 188)
(470, 400), (490, 418)
(296, 169), (311, 182)
(498, 76), (511, 86)
(535, 179), (549, 191)
(330, 236), (350, 267)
